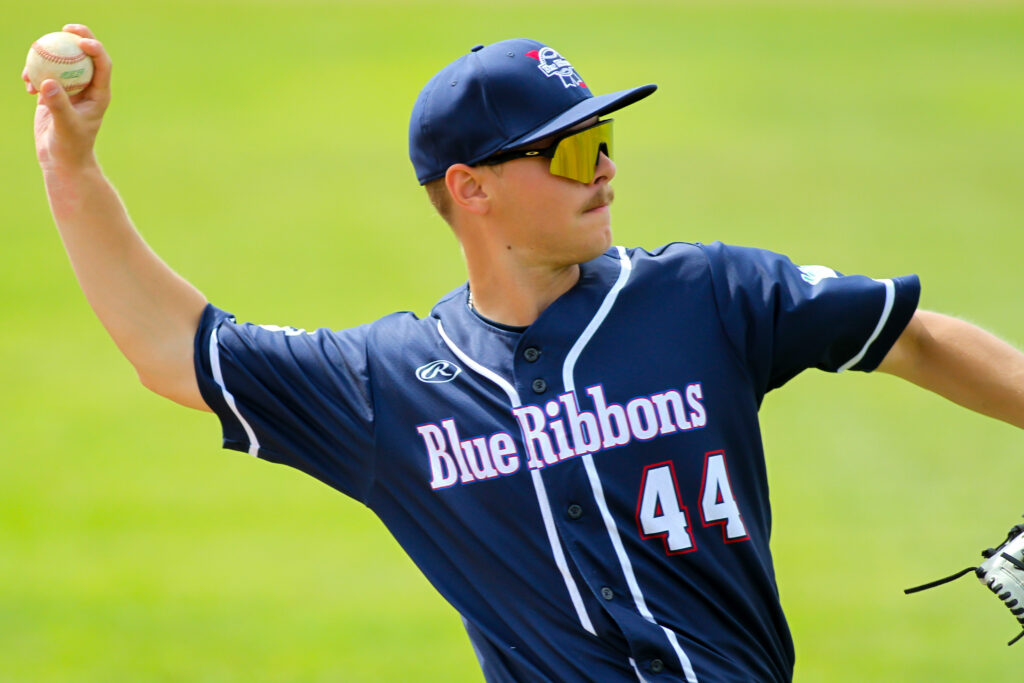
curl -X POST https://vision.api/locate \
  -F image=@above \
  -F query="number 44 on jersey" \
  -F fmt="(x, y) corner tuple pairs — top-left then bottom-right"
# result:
(636, 451), (749, 555)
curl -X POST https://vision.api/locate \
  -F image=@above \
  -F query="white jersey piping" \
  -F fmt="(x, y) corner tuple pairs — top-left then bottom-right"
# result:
(837, 278), (895, 373)
(436, 319), (597, 636)
(630, 657), (649, 682)
(564, 246), (699, 683)
(209, 325), (260, 458)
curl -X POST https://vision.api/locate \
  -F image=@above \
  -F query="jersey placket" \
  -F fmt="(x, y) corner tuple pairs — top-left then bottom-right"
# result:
(440, 247), (700, 683)
(435, 319), (598, 637)
(548, 247), (697, 682)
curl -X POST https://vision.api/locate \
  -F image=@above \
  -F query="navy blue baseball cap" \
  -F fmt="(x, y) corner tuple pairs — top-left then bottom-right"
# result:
(409, 39), (657, 185)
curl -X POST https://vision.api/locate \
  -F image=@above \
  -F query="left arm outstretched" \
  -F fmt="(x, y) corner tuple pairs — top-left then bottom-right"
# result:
(878, 310), (1024, 429)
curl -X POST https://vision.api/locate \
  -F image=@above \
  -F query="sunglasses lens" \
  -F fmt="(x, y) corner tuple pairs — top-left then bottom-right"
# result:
(549, 120), (613, 184)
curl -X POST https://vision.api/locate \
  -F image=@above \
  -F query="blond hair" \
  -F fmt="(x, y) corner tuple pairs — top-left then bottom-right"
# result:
(424, 177), (453, 225)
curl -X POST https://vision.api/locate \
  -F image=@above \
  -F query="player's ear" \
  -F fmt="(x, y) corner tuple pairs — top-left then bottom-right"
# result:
(445, 164), (491, 216)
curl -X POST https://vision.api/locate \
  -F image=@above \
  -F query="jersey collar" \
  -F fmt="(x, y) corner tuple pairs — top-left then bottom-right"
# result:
(430, 248), (626, 369)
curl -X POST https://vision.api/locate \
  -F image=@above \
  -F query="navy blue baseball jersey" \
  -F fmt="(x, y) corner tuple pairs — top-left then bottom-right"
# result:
(193, 241), (919, 682)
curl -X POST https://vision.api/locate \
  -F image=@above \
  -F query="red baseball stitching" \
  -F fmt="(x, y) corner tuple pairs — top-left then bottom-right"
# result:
(32, 42), (88, 65)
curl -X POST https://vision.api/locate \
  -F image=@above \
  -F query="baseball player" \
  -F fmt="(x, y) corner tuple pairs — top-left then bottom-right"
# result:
(27, 25), (1024, 683)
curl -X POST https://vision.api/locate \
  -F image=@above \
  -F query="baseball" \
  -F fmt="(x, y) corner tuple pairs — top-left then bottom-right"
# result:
(25, 32), (94, 96)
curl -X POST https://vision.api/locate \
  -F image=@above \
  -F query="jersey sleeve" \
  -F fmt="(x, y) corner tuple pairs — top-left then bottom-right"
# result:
(193, 304), (376, 502)
(700, 242), (920, 395)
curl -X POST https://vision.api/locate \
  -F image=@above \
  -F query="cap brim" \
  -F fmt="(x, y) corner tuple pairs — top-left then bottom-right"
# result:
(503, 84), (657, 150)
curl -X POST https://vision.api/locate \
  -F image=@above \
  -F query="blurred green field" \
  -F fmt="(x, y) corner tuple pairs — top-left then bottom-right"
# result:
(3, 1), (1024, 680)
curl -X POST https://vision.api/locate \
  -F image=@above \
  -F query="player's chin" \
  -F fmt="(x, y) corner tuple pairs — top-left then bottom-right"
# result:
(577, 221), (614, 261)
(590, 208), (613, 238)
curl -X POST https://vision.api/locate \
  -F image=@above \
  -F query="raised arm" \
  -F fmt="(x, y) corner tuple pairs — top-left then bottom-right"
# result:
(26, 25), (210, 411)
(877, 309), (1024, 429)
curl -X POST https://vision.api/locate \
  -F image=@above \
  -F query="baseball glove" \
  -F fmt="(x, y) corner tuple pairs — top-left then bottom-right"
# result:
(905, 517), (1024, 646)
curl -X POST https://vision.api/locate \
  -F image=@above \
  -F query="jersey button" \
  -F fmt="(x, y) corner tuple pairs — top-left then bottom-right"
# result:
(523, 346), (541, 362)
(531, 378), (547, 394)
(650, 659), (665, 674)
(567, 504), (583, 520)
(600, 586), (614, 601)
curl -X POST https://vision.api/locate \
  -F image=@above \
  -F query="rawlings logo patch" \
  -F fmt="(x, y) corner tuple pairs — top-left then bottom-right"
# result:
(525, 47), (587, 89)
(416, 360), (462, 384)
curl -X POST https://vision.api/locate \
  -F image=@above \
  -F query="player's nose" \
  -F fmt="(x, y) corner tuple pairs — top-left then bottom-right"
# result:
(593, 147), (615, 185)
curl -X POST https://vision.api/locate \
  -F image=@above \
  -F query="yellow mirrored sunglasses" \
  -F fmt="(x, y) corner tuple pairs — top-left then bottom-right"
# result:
(479, 119), (613, 184)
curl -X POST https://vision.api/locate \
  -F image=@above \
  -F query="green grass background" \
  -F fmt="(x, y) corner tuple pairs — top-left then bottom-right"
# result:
(3, 1), (1024, 680)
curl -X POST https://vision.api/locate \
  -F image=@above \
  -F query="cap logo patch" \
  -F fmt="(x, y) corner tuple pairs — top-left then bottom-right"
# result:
(525, 47), (587, 89)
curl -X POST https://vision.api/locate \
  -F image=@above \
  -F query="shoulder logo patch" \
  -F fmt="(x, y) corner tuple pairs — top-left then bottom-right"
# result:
(797, 265), (838, 286)
(258, 323), (311, 336)
(416, 360), (462, 384)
